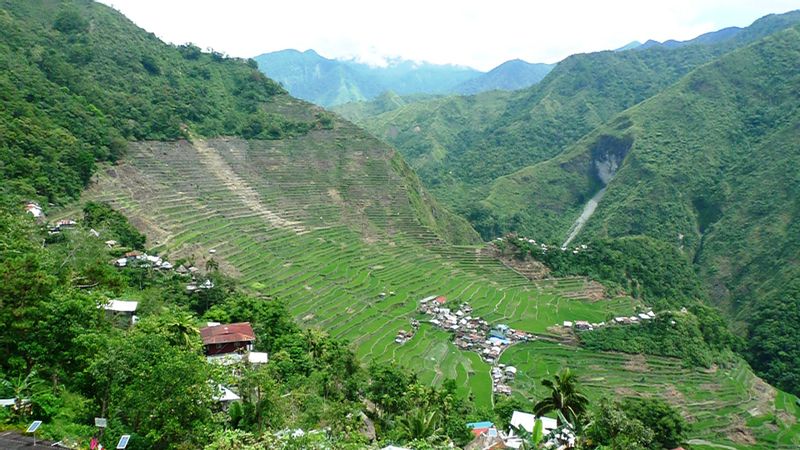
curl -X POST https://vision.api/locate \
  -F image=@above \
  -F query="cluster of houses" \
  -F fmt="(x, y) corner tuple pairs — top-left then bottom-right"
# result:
(394, 319), (419, 344)
(465, 410), (575, 450)
(562, 310), (657, 332)
(113, 250), (174, 270)
(416, 295), (532, 397)
(491, 364), (518, 395)
(112, 250), (219, 294)
(498, 235), (590, 255)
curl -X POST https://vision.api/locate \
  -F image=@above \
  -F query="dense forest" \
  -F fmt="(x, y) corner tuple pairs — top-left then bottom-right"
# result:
(0, 0), (327, 207)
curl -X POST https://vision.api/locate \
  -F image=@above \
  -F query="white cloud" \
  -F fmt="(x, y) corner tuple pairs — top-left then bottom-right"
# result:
(99, 0), (800, 70)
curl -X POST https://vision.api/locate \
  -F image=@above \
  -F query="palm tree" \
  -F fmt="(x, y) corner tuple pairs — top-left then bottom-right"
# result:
(162, 310), (200, 348)
(533, 368), (589, 426)
(397, 407), (444, 443)
(0, 371), (47, 420)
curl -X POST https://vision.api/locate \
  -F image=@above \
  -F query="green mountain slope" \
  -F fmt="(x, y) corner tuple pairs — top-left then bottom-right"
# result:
(346, 11), (800, 233)
(492, 25), (800, 394)
(254, 49), (482, 107)
(453, 59), (554, 94)
(3, 2), (800, 448)
(0, 0), (295, 205)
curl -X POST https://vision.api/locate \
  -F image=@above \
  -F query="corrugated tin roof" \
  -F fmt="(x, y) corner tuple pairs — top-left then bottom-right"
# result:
(102, 300), (138, 312)
(200, 322), (255, 345)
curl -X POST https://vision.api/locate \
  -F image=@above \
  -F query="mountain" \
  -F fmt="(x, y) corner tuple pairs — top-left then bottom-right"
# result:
(253, 49), (482, 106)
(614, 40), (642, 51)
(490, 24), (800, 394)
(453, 59), (554, 94)
(3, 1), (800, 448)
(345, 10), (800, 233)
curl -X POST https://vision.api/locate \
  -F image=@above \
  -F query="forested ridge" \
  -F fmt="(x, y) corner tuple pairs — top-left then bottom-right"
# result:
(343, 11), (800, 399)
(1, 1), (800, 448)
(0, 0), (326, 207)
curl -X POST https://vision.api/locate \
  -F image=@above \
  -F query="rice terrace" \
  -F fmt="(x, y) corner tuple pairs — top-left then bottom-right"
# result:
(58, 96), (800, 449)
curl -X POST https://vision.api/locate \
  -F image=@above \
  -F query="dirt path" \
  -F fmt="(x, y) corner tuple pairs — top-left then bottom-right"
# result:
(192, 139), (305, 233)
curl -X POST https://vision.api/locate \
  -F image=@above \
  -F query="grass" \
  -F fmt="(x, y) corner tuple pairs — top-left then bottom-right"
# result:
(500, 341), (800, 449)
(66, 131), (636, 410)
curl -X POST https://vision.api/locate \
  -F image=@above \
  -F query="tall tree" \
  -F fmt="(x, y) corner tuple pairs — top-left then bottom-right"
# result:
(533, 368), (589, 426)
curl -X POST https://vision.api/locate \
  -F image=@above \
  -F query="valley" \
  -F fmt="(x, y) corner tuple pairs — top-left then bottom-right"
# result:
(60, 100), (637, 408)
(2, 1), (800, 448)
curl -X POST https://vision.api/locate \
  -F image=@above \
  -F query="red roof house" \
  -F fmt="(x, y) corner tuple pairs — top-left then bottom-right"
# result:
(434, 296), (447, 304)
(200, 322), (256, 356)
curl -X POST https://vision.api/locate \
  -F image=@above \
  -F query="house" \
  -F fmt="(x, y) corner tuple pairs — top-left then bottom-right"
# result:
(434, 295), (447, 305)
(509, 411), (558, 435)
(215, 385), (240, 402)
(55, 219), (77, 228)
(419, 295), (437, 305)
(574, 320), (592, 331)
(200, 322), (255, 356)
(563, 321), (573, 328)
(101, 300), (138, 325)
(24, 202), (43, 219)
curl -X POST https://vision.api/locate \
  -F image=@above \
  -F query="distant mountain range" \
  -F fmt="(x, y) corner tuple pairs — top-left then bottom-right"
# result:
(453, 59), (554, 95)
(252, 49), (553, 106)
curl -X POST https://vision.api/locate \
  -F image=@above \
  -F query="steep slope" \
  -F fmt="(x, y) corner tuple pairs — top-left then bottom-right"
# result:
(336, 90), (515, 207)
(348, 11), (800, 235)
(252, 49), (380, 106)
(3, 3), (799, 447)
(490, 25), (800, 394)
(254, 49), (481, 107)
(0, 0), (291, 206)
(453, 59), (554, 94)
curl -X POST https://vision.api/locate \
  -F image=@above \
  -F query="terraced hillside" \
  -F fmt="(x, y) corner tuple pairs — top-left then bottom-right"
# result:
(66, 96), (637, 408)
(501, 342), (800, 450)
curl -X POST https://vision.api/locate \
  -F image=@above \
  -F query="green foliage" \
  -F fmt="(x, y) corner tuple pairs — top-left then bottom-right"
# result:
(748, 279), (800, 395)
(579, 311), (721, 367)
(621, 397), (689, 449)
(346, 12), (800, 232)
(507, 235), (705, 308)
(585, 398), (655, 450)
(83, 202), (146, 249)
(0, 0), (321, 206)
(532, 368), (589, 426)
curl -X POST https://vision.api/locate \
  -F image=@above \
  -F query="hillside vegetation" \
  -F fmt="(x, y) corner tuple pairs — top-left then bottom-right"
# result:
(343, 11), (800, 232)
(0, 0), (326, 206)
(493, 24), (800, 395)
(3, 1), (800, 449)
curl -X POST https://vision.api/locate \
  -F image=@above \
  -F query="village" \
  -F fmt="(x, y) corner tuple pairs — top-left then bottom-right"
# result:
(19, 202), (646, 450)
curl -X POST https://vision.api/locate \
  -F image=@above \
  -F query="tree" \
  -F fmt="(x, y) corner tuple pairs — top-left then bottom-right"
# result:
(586, 398), (654, 450)
(621, 398), (688, 449)
(396, 407), (444, 443)
(86, 326), (216, 448)
(533, 368), (589, 426)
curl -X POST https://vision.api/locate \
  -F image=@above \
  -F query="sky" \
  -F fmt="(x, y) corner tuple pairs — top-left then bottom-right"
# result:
(99, 0), (800, 71)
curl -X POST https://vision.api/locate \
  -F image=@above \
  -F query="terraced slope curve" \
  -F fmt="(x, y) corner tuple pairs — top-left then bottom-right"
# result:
(70, 101), (635, 407)
(502, 342), (800, 450)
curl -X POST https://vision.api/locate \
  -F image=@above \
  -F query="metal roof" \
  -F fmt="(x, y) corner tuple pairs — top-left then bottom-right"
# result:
(102, 300), (139, 313)
(200, 322), (255, 345)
